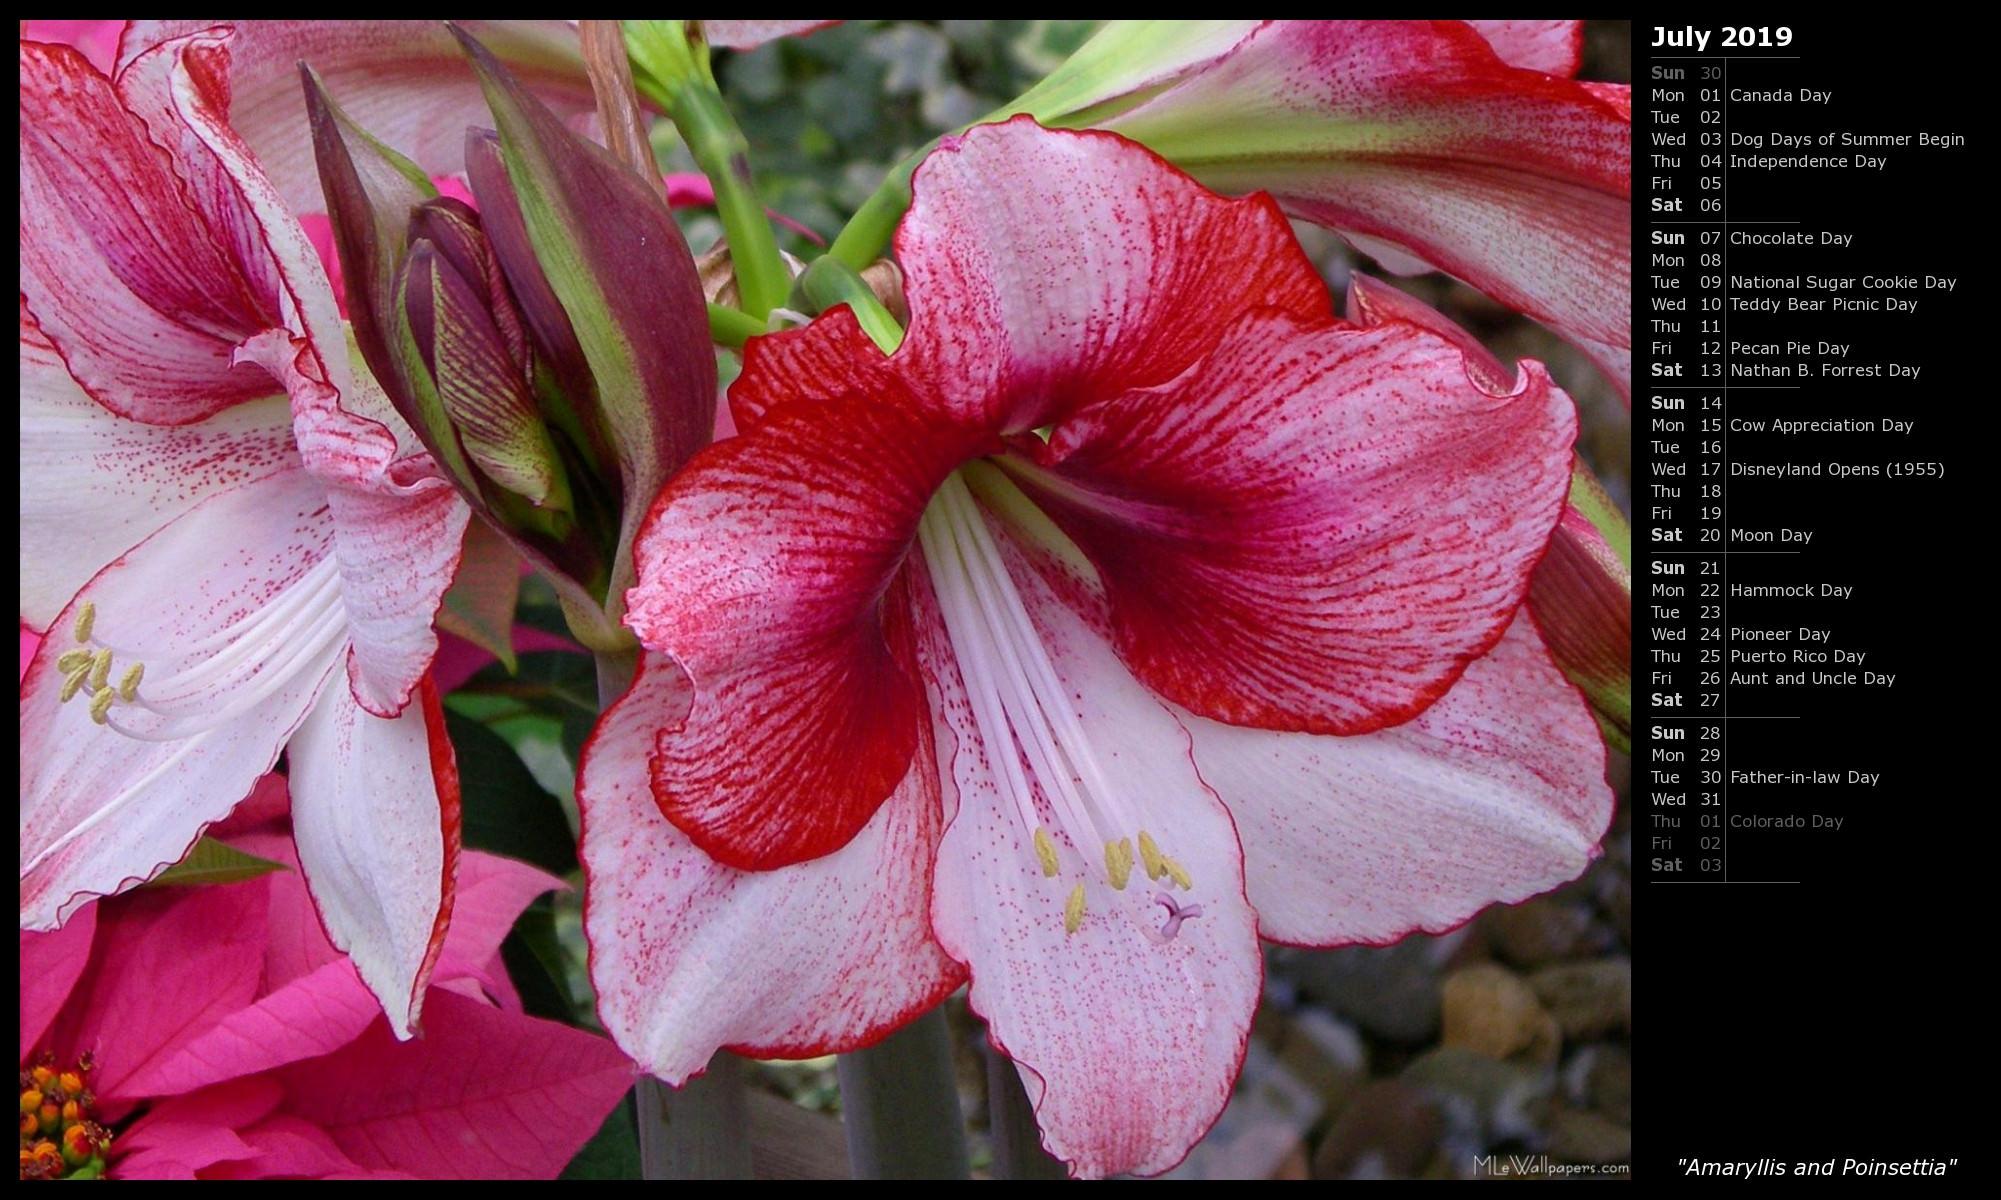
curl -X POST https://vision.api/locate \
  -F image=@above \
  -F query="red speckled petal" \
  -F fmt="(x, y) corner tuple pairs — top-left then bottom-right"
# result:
(916, 532), (1260, 1179)
(1186, 614), (1613, 946)
(1011, 311), (1576, 735)
(894, 117), (1335, 432)
(578, 648), (963, 1079)
(623, 391), (988, 869)
(19, 469), (343, 932)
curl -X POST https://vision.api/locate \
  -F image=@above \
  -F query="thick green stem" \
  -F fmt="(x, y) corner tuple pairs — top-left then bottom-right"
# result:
(595, 647), (753, 1179)
(835, 1008), (970, 1179)
(986, 1043), (1068, 1179)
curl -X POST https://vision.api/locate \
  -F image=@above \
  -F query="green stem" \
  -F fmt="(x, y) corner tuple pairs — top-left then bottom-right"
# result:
(835, 1008), (970, 1179)
(798, 257), (904, 353)
(985, 1043), (1067, 1179)
(827, 146), (928, 272)
(707, 302), (765, 349)
(623, 21), (789, 321)
(596, 648), (753, 1179)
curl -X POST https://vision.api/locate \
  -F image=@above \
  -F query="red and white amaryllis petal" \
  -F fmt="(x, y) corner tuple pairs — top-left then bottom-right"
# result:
(577, 653), (963, 1080)
(17, 305), (296, 633)
(19, 469), (345, 932)
(116, 21), (597, 219)
(1186, 614), (1613, 946)
(895, 117), (1333, 431)
(914, 527), (1262, 1179)
(286, 677), (461, 1040)
(1013, 310), (1576, 735)
(625, 392), (987, 870)
(17, 40), (282, 424)
(1100, 20), (1632, 402)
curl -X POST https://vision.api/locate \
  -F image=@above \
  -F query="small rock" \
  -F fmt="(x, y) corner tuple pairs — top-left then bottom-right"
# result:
(1275, 1010), (1369, 1118)
(1401, 1047), (1554, 1148)
(1549, 1109), (1631, 1165)
(1485, 898), (1606, 966)
(1312, 1081), (1442, 1180)
(1441, 965), (1560, 1065)
(1271, 933), (1464, 1044)
(1563, 1044), (1632, 1125)
(1531, 959), (1632, 1041)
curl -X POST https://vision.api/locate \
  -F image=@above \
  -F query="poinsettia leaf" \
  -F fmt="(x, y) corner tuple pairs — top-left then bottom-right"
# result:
(146, 837), (289, 888)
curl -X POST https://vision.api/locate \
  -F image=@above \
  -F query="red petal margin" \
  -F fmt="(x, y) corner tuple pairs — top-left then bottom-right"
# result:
(1012, 309), (1578, 736)
(623, 391), (994, 870)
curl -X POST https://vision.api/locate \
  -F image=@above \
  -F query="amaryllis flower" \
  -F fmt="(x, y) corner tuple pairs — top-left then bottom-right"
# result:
(19, 30), (468, 1036)
(577, 119), (1613, 1177)
(1007, 19), (1633, 400)
(19, 786), (633, 1180)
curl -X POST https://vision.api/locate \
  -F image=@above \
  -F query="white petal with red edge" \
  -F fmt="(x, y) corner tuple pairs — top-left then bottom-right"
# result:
(895, 117), (1334, 431)
(1465, 20), (1584, 75)
(1188, 615), (1613, 946)
(1014, 311), (1576, 736)
(18, 310), (296, 630)
(286, 676), (460, 1040)
(579, 651), (963, 1081)
(701, 20), (837, 50)
(19, 468), (344, 930)
(917, 521), (1261, 1180)
(17, 39), (279, 424)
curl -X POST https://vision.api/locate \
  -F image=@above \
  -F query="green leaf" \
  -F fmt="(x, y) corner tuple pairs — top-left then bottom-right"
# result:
(147, 838), (288, 888)
(445, 709), (579, 874)
(499, 896), (579, 1022)
(560, 1090), (642, 1180)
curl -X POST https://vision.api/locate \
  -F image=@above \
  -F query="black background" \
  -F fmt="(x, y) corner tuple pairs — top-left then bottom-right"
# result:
(1636, 18), (1978, 1177)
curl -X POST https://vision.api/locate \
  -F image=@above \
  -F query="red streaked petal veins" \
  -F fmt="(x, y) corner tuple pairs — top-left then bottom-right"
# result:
(286, 676), (461, 1040)
(578, 649), (963, 1080)
(18, 40), (277, 424)
(895, 117), (1335, 433)
(1014, 311), (1576, 735)
(624, 390), (989, 870)
(1186, 614), (1614, 946)
(727, 304), (898, 433)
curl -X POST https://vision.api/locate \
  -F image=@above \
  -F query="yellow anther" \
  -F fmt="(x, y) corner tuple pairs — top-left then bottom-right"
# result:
(118, 663), (145, 702)
(1163, 855), (1193, 891)
(1032, 827), (1060, 877)
(88, 688), (115, 725)
(88, 648), (113, 690)
(1063, 882), (1086, 935)
(55, 649), (92, 675)
(59, 666), (90, 704)
(1105, 838), (1133, 891)
(1138, 830), (1165, 881)
(72, 602), (96, 644)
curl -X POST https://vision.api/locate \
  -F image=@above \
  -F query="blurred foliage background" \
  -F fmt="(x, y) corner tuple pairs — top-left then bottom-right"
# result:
(457, 20), (1634, 1179)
